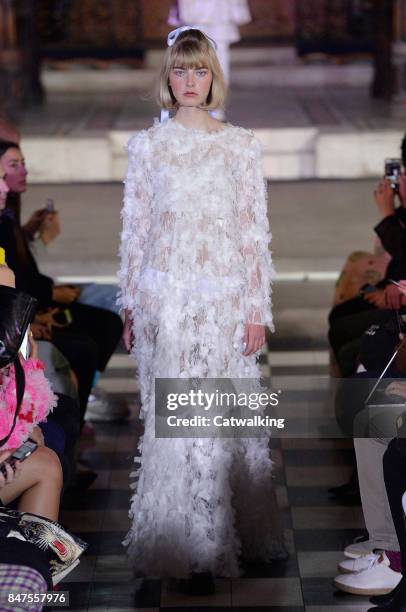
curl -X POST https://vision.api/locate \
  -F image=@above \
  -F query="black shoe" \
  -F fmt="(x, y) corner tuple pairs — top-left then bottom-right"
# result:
(368, 575), (406, 611)
(370, 576), (405, 606)
(328, 469), (360, 501)
(180, 571), (215, 596)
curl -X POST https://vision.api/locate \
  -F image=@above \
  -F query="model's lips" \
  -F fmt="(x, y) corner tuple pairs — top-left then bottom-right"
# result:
(184, 92), (197, 96)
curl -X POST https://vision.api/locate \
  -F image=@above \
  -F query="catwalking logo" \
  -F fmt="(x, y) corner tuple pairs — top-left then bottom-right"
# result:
(154, 378), (286, 438)
(166, 389), (280, 411)
(166, 413), (285, 429)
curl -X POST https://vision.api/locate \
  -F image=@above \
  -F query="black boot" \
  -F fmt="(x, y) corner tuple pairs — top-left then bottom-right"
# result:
(368, 575), (406, 611)
(370, 575), (405, 606)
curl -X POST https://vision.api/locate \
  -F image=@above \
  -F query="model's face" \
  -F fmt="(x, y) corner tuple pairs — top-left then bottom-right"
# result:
(1, 147), (27, 193)
(169, 65), (212, 108)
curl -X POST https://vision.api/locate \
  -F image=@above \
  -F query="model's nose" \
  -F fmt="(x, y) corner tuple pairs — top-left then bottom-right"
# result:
(186, 71), (195, 86)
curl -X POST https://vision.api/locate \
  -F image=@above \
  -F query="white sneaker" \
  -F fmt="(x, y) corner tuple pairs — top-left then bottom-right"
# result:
(338, 552), (381, 574)
(344, 539), (383, 559)
(334, 553), (401, 595)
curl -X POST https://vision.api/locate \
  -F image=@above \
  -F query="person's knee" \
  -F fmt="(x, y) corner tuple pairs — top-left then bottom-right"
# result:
(33, 447), (63, 488)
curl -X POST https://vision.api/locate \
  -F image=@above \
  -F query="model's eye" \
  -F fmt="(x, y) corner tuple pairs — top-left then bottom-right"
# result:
(174, 69), (185, 76)
(196, 70), (207, 77)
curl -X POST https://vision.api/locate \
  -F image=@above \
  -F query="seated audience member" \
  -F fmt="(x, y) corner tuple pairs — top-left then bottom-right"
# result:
(0, 121), (120, 316)
(0, 140), (123, 422)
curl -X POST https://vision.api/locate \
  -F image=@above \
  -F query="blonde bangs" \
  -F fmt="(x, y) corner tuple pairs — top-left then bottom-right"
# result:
(156, 29), (227, 111)
(171, 45), (209, 70)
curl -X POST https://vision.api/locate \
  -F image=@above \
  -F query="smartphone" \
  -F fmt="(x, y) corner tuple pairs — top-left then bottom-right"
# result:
(385, 158), (402, 190)
(0, 440), (38, 477)
(45, 199), (55, 213)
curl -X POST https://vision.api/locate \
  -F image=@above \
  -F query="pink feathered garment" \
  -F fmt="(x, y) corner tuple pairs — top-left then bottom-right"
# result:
(0, 358), (57, 450)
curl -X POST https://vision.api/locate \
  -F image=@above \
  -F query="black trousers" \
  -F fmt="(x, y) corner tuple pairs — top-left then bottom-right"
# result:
(48, 393), (81, 485)
(51, 303), (123, 419)
(383, 438), (406, 574)
(328, 297), (393, 375)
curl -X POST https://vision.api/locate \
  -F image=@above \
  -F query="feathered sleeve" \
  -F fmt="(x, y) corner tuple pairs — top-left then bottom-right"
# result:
(236, 133), (275, 330)
(117, 131), (153, 310)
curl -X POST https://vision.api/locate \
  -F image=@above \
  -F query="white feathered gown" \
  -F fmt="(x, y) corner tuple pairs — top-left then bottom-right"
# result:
(118, 117), (285, 578)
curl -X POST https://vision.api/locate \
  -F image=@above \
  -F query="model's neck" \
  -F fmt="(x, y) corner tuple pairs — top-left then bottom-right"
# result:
(173, 107), (210, 130)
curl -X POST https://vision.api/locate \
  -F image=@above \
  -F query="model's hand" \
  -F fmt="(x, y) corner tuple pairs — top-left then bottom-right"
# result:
(374, 179), (395, 218)
(242, 323), (266, 356)
(123, 309), (134, 353)
(52, 285), (80, 305)
(363, 289), (387, 309)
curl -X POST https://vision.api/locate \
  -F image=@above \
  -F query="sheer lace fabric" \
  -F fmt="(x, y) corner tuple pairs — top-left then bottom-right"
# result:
(118, 118), (284, 577)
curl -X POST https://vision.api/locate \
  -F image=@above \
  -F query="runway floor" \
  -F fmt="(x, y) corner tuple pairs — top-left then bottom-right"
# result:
(59, 338), (371, 611)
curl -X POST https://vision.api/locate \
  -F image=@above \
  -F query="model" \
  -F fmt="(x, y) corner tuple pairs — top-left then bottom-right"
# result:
(118, 26), (285, 591)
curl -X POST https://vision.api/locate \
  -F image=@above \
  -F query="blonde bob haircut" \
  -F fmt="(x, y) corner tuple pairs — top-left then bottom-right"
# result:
(156, 29), (227, 111)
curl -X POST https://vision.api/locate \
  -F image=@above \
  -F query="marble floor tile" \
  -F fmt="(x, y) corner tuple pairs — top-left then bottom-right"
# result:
(297, 551), (345, 579)
(295, 529), (364, 553)
(63, 554), (98, 583)
(160, 578), (231, 607)
(231, 577), (303, 607)
(286, 466), (353, 487)
(291, 506), (365, 530)
(93, 554), (133, 582)
(302, 577), (372, 607)
(101, 509), (130, 532)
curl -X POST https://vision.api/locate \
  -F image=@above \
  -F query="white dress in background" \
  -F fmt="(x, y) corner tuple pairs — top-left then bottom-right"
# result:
(118, 118), (285, 578)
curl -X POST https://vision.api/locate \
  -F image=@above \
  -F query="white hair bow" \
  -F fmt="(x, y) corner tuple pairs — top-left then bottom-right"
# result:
(167, 25), (217, 49)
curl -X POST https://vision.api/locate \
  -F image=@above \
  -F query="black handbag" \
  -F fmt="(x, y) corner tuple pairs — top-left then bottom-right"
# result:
(0, 285), (38, 447)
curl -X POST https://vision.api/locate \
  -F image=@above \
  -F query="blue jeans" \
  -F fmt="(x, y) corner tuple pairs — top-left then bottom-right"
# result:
(77, 283), (120, 315)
